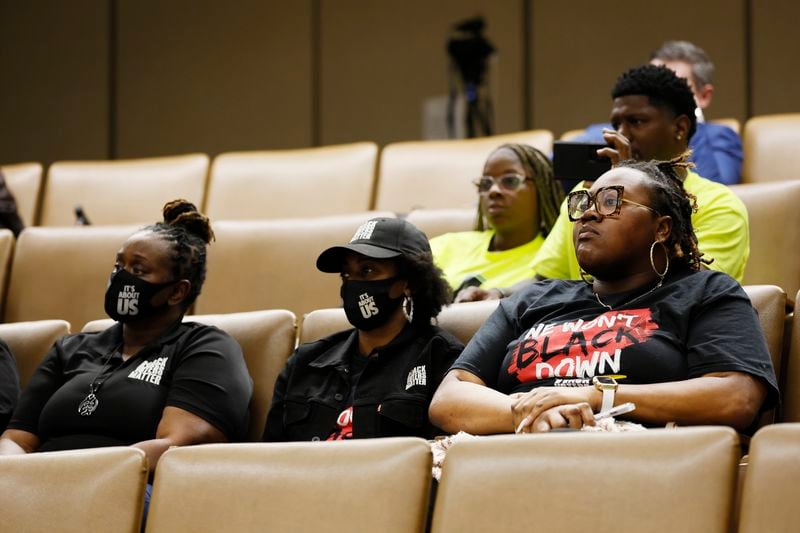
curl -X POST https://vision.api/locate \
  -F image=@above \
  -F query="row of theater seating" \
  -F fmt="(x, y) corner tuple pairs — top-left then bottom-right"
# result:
(2, 424), (799, 532)
(0, 173), (797, 332)
(2, 285), (798, 449)
(1, 113), (799, 228)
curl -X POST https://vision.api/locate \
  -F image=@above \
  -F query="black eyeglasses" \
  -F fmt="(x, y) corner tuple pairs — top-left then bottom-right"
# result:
(567, 185), (661, 221)
(472, 173), (533, 193)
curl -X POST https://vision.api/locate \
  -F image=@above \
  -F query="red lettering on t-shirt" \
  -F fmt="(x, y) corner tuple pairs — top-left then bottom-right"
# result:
(507, 309), (659, 383)
(327, 406), (354, 440)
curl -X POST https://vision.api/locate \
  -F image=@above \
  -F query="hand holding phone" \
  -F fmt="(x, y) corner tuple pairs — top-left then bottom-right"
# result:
(552, 141), (612, 182)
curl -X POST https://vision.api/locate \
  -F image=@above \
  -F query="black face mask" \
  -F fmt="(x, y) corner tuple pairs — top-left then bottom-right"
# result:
(104, 268), (176, 323)
(341, 278), (404, 331)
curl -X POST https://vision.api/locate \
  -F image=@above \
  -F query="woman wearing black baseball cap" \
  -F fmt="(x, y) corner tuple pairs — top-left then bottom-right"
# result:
(264, 217), (464, 441)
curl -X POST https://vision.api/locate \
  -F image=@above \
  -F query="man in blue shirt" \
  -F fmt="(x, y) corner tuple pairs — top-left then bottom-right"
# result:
(573, 41), (742, 185)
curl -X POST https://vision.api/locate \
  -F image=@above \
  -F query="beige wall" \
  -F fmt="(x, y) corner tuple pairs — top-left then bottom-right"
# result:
(115, 0), (313, 158)
(751, 0), (800, 117)
(1, 1), (798, 165)
(529, 0), (748, 136)
(0, 1), (109, 165)
(318, 0), (525, 146)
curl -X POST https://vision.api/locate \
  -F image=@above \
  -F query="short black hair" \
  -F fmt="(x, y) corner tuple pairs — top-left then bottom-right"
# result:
(612, 64), (697, 141)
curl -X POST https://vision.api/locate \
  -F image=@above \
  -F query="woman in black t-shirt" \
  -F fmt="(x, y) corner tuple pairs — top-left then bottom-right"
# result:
(0, 200), (252, 470)
(430, 155), (778, 434)
(264, 217), (463, 441)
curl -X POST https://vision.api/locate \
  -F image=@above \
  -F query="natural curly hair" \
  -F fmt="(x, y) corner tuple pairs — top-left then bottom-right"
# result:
(617, 153), (710, 272)
(475, 143), (564, 237)
(612, 64), (697, 141)
(396, 251), (452, 327)
(143, 199), (215, 309)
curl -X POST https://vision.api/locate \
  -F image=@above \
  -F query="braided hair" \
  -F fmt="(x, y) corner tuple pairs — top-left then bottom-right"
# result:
(475, 143), (564, 237)
(617, 153), (710, 272)
(144, 199), (215, 309)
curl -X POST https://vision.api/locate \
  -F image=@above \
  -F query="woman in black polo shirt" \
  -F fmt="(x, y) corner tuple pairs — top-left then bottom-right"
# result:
(0, 200), (252, 469)
(264, 217), (464, 441)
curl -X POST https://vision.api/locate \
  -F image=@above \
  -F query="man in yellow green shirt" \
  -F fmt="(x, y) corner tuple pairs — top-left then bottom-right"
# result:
(463, 64), (749, 301)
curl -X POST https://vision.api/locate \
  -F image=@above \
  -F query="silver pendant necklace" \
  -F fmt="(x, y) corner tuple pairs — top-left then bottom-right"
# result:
(593, 279), (663, 311)
(77, 345), (121, 417)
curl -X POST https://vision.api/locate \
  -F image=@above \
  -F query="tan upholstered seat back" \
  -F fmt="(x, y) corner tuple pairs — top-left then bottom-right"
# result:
(299, 299), (500, 345)
(559, 128), (587, 140)
(781, 295), (800, 422)
(374, 130), (553, 212)
(84, 310), (297, 442)
(733, 181), (800, 300)
(4, 225), (137, 328)
(742, 285), (786, 427)
(431, 427), (740, 533)
(0, 447), (148, 533)
(0, 229), (15, 312)
(742, 285), (786, 380)
(738, 423), (800, 532)
(406, 208), (477, 239)
(41, 154), (208, 226)
(195, 212), (394, 318)
(1, 162), (42, 226)
(742, 113), (800, 183)
(0, 319), (70, 387)
(146, 438), (432, 533)
(206, 142), (378, 220)
(710, 117), (741, 135)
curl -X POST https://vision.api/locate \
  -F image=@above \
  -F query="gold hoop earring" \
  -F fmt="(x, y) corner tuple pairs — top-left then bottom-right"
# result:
(650, 241), (670, 280)
(580, 269), (594, 285)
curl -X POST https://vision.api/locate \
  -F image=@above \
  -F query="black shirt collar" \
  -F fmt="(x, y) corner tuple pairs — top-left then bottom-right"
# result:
(308, 323), (423, 369)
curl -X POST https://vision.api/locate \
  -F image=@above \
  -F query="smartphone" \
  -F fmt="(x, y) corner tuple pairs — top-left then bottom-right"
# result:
(552, 141), (611, 181)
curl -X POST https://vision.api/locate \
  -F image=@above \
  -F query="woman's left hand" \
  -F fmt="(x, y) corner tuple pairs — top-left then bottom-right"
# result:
(518, 403), (596, 433)
(511, 386), (599, 433)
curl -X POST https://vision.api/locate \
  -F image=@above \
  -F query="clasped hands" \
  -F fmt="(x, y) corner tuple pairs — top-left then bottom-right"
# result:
(510, 386), (601, 434)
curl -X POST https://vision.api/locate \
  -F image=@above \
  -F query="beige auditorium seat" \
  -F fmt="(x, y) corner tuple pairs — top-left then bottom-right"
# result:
(4, 225), (138, 328)
(738, 423), (800, 533)
(374, 130), (554, 213)
(206, 142), (378, 220)
(406, 208), (476, 239)
(710, 117), (741, 135)
(0, 229), (15, 309)
(1, 162), (42, 226)
(431, 427), (740, 533)
(40, 153), (208, 226)
(781, 294), (800, 422)
(742, 285), (786, 427)
(742, 113), (800, 183)
(299, 299), (500, 345)
(195, 212), (393, 319)
(146, 438), (432, 533)
(85, 310), (297, 441)
(0, 319), (70, 387)
(732, 180), (800, 301)
(0, 447), (148, 533)
(559, 128), (587, 141)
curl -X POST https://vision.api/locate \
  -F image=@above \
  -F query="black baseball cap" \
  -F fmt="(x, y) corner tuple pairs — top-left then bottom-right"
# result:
(316, 217), (431, 273)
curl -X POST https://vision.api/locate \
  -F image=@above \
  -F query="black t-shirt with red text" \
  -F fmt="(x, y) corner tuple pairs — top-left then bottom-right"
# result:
(451, 269), (778, 408)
